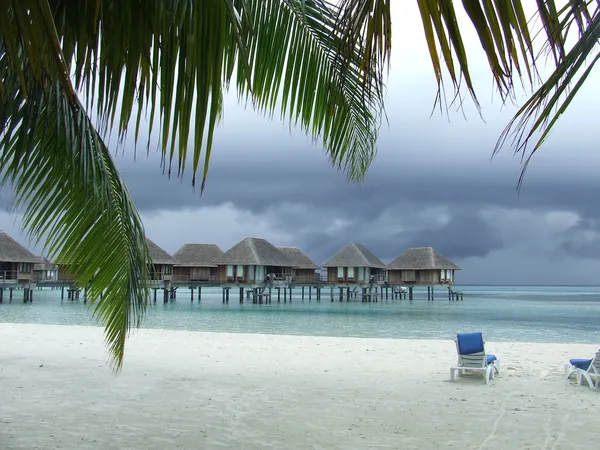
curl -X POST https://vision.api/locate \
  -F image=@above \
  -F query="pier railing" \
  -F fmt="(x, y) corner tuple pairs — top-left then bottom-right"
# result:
(171, 274), (219, 283)
(0, 271), (18, 281)
(292, 273), (328, 284)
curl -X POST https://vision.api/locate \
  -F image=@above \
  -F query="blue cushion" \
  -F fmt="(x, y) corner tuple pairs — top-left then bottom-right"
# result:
(569, 358), (592, 370)
(457, 332), (485, 355)
(486, 354), (497, 365)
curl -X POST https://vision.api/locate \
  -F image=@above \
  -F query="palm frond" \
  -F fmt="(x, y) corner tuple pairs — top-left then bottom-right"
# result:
(51, 0), (383, 189)
(235, 0), (382, 178)
(415, 0), (552, 108)
(494, 2), (600, 188)
(335, 0), (392, 91)
(0, 11), (150, 371)
(412, 0), (599, 183)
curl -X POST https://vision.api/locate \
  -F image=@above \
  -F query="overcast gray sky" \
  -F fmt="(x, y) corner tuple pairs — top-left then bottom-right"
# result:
(2, 2), (600, 285)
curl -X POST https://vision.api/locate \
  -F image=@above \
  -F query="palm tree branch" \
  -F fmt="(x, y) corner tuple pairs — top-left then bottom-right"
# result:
(494, 8), (600, 188)
(49, 0), (383, 189)
(0, 43), (150, 372)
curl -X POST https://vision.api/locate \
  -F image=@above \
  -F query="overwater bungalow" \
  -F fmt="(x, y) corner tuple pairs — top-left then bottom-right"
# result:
(34, 257), (58, 282)
(0, 232), (39, 282)
(387, 247), (460, 285)
(172, 244), (223, 282)
(277, 246), (320, 284)
(147, 238), (174, 282)
(322, 242), (387, 284)
(212, 237), (293, 284)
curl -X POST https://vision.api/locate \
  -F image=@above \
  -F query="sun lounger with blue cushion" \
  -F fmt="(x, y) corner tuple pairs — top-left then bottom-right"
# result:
(565, 350), (600, 390)
(450, 332), (499, 385)
(564, 357), (594, 380)
(564, 347), (600, 380)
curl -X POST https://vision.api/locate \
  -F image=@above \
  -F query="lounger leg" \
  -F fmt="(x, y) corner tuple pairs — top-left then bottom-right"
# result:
(583, 373), (595, 390)
(485, 368), (490, 384)
(450, 368), (455, 382)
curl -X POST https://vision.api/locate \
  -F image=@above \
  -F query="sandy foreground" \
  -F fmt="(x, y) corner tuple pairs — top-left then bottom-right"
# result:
(0, 324), (599, 450)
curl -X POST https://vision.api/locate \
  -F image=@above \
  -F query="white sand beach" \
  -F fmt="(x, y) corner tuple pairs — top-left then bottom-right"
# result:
(0, 323), (598, 449)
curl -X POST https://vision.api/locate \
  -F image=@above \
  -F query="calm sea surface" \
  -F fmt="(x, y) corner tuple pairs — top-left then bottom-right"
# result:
(1, 285), (599, 343)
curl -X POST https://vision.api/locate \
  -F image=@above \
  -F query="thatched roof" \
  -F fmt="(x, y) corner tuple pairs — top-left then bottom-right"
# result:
(146, 238), (175, 265)
(34, 257), (57, 271)
(277, 246), (319, 270)
(322, 242), (386, 268)
(173, 244), (223, 267)
(0, 232), (39, 263)
(212, 237), (292, 266)
(388, 247), (461, 270)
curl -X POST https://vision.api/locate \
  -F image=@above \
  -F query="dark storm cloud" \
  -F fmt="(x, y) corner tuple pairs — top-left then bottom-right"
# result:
(560, 220), (600, 259)
(294, 212), (502, 265)
(118, 145), (600, 224)
(395, 214), (503, 259)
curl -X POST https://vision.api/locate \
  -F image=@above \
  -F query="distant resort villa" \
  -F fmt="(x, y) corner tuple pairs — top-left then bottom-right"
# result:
(0, 232), (462, 303)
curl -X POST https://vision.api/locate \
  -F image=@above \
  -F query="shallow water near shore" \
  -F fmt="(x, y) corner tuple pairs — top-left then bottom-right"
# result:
(1, 285), (599, 343)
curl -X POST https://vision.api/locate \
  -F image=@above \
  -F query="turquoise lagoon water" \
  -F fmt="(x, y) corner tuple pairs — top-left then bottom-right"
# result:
(1, 285), (599, 343)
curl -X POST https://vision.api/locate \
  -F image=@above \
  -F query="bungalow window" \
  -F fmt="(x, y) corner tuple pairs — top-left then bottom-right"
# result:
(256, 265), (264, 282)
(247, 265), (255, 281)
(18, 263), (31, 273)
(357, 267), (364, 281)
(365, 267), (370, 280)
(226, 265), (234, 279)
(347, 267), (355, 280)
(337, 267), (344, 280)
(236, 265), (244, 280)
(163, 265), (172, 275)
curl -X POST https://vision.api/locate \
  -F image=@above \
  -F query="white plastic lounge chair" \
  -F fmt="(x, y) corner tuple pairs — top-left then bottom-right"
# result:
(450, 332), (499, 385)
(563, 347), (600, 380)
(575, 351), (600, 390)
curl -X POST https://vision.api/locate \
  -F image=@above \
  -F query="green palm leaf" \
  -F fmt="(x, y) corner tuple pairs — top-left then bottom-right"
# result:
(394, 0), (599, 179)
(0, 63), (150, 372)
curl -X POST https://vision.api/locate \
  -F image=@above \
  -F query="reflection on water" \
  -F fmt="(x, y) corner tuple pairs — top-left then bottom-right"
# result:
(1, 285), (599, 343)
